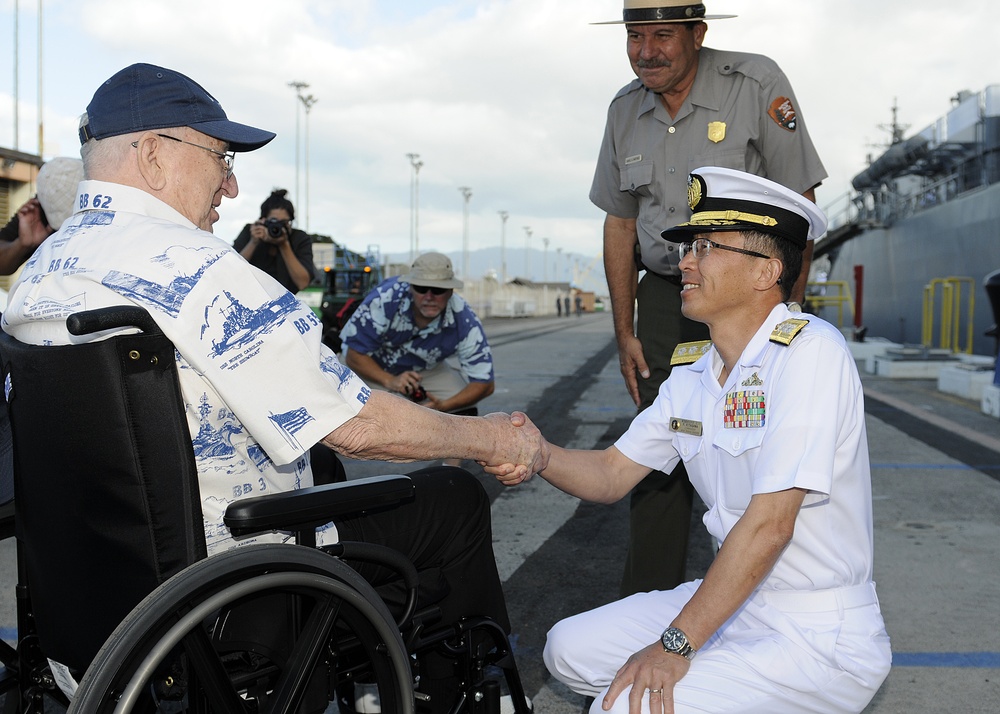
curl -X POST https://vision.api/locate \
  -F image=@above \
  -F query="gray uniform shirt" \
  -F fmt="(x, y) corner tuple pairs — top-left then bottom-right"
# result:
(590, 46), (827, 276)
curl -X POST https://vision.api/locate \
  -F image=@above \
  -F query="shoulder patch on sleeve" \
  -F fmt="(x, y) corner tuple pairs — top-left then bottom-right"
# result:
(769, 318), (808, 345)
(670, 340), (713, 365)
(768, 96), (798, 131)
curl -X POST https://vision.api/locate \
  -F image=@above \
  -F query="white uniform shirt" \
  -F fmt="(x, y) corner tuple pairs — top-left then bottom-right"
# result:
(2, 180), (371, 553)
(615, 304), (875, 591)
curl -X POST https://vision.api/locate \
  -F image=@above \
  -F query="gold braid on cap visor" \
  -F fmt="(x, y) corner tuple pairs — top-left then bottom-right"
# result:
(686, 210), (779, 228)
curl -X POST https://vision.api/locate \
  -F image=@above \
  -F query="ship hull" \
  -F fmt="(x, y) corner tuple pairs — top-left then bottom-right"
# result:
(820, 182), (1000, 357)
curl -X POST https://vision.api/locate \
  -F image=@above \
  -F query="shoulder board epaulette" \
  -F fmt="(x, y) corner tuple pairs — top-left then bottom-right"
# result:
(670, 340), (712, 366)
(769, 318), (808, 346)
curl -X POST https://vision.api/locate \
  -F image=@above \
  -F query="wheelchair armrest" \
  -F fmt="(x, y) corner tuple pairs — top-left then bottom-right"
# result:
(223, 474), (415, 538)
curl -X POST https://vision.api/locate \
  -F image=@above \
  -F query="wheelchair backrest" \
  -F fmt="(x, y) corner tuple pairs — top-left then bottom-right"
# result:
(0, 307), (207, 672)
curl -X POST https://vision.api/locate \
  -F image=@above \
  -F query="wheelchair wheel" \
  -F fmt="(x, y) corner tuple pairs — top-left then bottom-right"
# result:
(68, 543), (413, 714)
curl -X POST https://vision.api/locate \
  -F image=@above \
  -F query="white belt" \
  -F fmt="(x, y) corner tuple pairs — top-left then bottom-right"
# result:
(754, 582), (878, 613)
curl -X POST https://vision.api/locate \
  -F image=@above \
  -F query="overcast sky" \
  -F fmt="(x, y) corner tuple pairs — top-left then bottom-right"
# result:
(2, 0), (998, 284)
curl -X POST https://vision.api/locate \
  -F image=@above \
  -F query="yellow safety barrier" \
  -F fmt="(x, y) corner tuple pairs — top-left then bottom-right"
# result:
(804, 281), (855, 328)
(922, 277), (975, 354)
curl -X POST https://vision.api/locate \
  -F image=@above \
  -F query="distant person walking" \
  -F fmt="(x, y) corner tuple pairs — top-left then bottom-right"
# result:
(556, 295), (563, 317)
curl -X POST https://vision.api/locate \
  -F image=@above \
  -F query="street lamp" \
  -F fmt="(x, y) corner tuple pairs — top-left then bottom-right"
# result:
(522, 226), (532, 280)
(408, 153), (423, 262)
(542, 237), (550, 282)
(556, 247), (563, 282)
(287, 80), (309, 203)
(299, 93), (317, 232)
(459, 187), (472, 280)
(498, 211), (509, 284)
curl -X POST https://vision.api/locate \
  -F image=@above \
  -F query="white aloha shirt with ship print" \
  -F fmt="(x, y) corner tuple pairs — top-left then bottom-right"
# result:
(3, 180), (371, 554)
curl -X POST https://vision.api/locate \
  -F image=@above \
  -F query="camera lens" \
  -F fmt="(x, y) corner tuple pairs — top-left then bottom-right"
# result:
(265, 218), (285, 238)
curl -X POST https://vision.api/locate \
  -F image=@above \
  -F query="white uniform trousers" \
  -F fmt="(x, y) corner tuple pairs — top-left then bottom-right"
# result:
(544, 581), (891, 714)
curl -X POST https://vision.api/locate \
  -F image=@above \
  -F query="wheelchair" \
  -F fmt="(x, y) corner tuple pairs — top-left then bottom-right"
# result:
(0, 306), (530, 713)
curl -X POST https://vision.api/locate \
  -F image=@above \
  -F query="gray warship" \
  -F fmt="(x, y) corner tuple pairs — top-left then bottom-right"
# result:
(814, 86), (1000, 357)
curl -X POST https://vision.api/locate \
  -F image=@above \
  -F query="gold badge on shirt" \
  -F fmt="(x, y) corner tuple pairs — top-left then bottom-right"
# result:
(707, 121), (726, 143)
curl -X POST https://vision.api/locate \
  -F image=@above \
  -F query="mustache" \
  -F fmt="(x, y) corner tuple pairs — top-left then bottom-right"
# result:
(636, 58), (671, 69)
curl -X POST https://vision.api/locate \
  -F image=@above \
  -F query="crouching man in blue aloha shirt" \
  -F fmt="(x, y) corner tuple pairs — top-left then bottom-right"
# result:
(488, 167), (892, 714)
(341, 251), (494, 416)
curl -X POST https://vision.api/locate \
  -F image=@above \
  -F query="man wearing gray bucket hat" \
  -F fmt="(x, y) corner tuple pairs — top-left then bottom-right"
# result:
(591, 1), (827, 598)
(342, 251), (495, 416)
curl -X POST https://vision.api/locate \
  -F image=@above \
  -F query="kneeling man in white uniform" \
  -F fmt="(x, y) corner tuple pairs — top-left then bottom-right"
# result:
(490, 166), (891, 714)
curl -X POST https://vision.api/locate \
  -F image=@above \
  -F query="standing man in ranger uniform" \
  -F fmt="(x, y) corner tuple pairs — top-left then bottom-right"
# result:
(591, 0), (827, 595)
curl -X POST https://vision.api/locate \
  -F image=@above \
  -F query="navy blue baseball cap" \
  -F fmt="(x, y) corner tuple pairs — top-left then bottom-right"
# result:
(79, 63), (275, 152)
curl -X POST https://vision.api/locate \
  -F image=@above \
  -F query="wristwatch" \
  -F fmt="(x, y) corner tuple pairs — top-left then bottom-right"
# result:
(660, 626), (696, 660)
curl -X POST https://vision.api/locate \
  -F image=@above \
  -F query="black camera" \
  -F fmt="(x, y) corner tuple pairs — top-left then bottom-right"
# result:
(409, 386), (427, 402)
(264, 218), (288, 239)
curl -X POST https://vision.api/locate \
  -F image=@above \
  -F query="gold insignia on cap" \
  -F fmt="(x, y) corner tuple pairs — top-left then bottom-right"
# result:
(769, 318), (808, 345)
(707, 121), (726, 143)
(687, 174), (704, 211)
(670, 339), (712, 365)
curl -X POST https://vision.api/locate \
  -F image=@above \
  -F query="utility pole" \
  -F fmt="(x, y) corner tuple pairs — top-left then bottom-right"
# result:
(288, 81), (309, 204)
(407, 153), (423, 262)
(459, 186), (472, 280)
(522, 226), (532, 280)
(299, 93), (317, 231)
(498, 211), (509, 284)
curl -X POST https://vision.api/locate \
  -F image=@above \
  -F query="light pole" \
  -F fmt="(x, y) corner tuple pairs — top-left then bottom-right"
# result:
(407, 153), (423, 262)
(459, 187), (472, 280)
(288, 80), (309, 203)
(299, 93), (317, 232)
(542, 237), (550, 282)
(556, 247), (563, 282)
(522, 226), (532, 280)
(498, 211), (509, 284)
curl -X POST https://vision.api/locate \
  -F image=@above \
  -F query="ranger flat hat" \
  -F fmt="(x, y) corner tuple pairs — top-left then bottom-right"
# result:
(661, 167), (827, 250)
(79, 63), (275, 152)
(401, 252), (464, 290)
(593, 1), (735, 25)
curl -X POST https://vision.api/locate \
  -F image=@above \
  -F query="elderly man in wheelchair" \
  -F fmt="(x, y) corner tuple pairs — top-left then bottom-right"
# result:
(0, 63), (543, 714)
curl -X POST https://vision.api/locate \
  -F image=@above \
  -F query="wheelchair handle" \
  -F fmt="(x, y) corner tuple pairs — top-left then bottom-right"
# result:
(67, 306), (163, 337)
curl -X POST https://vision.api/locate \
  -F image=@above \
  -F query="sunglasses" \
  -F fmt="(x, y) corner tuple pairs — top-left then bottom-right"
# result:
(411, 285), (451, 296)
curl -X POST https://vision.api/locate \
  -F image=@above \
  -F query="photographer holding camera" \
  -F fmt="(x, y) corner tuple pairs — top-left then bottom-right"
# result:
(233, 189), (317, 293)
(341, 252), (495, 421)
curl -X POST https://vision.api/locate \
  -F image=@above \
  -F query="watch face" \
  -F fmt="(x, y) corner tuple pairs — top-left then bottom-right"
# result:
(662, 628), (686, 651)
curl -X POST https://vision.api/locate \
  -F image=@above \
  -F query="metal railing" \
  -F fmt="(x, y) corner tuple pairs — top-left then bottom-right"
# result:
(804, 281), (855, 328)
(922, 277), (976, 354)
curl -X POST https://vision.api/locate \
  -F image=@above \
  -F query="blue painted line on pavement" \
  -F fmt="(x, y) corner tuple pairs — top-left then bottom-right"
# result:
(1, 626), (15, 642)
(893, 652), (1000, 667)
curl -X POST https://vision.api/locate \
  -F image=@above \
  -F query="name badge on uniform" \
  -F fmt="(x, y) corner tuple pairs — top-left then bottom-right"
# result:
(669, 417), (703, 436)
(707, 121), (726, 143)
